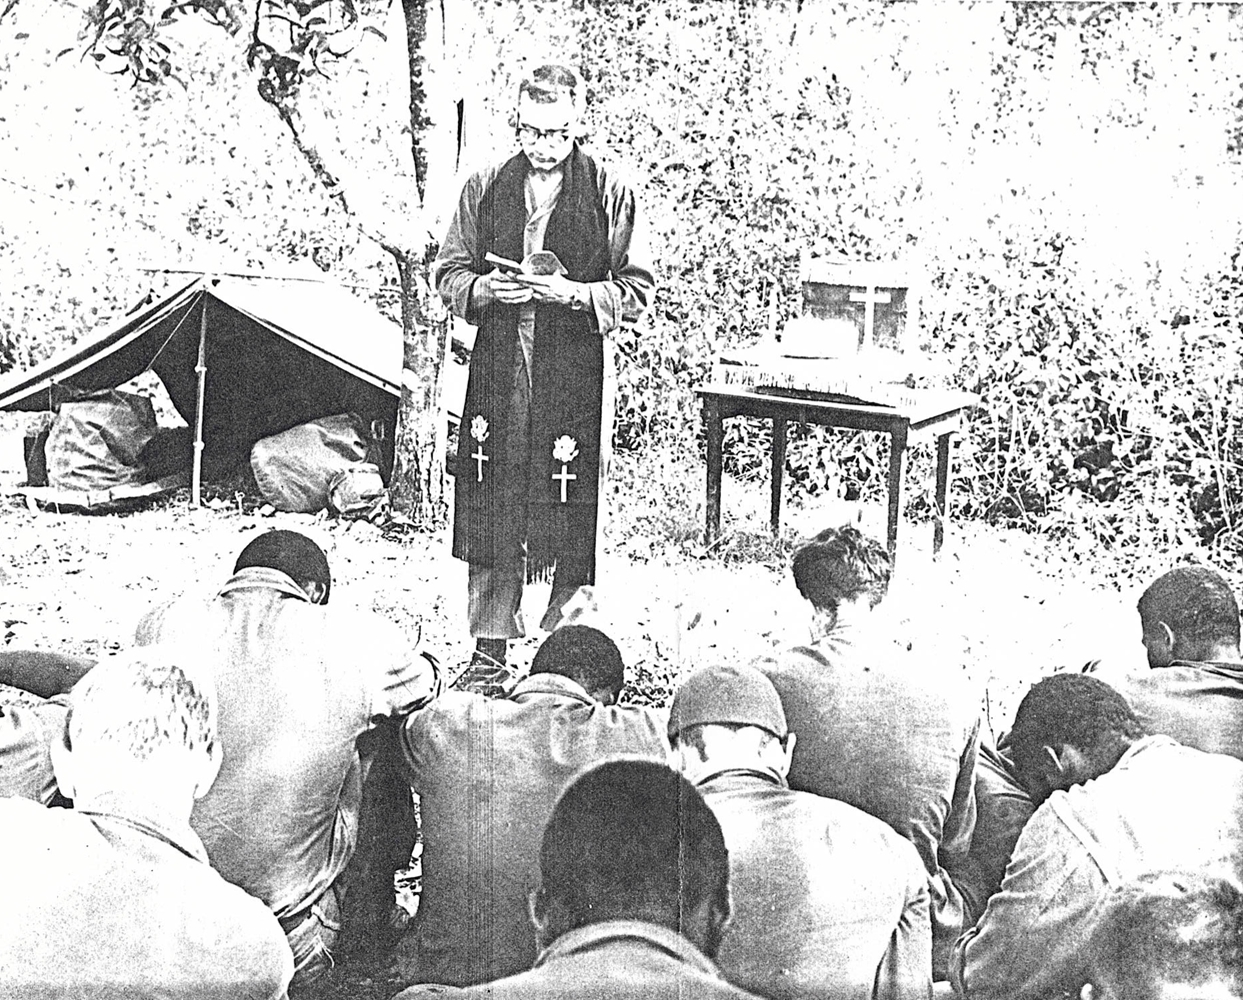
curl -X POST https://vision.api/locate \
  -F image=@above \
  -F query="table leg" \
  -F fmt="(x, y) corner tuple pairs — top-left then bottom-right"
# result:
(886, 423), (909, 560)
(771, 417), (787, 537)
(934, 432), (953, 555)
(704, 396), (723, 545)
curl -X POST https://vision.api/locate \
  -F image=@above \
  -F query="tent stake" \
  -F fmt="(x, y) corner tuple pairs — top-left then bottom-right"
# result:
(191, 291), (207, 507)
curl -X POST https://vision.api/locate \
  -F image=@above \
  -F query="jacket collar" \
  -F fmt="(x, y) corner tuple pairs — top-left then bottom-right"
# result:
(536, 919), (720, 978)
(217, 566), (309, 602)
(696, 767), (786, 791)
(510, 672), (596, 706)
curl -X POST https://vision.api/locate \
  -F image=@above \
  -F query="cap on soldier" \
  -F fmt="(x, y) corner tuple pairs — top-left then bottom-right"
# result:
(668, 662), (788, 741)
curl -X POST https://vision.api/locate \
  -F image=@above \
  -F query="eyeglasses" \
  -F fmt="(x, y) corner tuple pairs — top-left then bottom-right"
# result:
(517, 123), (573, 143)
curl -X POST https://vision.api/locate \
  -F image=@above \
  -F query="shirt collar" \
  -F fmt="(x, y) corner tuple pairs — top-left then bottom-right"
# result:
(1168, 659), (1243, 676)
(73, 790), (210, 864)
(1114, 733), (1179, 768)
(697, 766), (786, 790)
(535, 919), (720, 978)
(510, 673), (595, 705)
(217, 566), (309, 602)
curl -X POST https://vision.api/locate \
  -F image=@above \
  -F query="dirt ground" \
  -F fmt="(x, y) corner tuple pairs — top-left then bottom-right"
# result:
(0, 417), (1153, 998)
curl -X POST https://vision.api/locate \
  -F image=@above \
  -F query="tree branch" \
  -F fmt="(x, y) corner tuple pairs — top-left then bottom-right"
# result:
(251, 58), (404, 254)
(401, 0), (431, 203)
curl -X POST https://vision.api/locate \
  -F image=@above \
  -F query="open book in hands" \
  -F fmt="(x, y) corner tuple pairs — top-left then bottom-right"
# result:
(484, 251), (568, 279)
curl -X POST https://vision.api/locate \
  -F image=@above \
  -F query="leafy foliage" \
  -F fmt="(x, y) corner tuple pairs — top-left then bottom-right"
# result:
(5, 0), (1243, 562)
(536, 0), (1243, 552)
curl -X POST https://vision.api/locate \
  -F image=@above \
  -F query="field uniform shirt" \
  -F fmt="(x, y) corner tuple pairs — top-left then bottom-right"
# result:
(950, 735), (1243, 1000)
(700, 768), (932, 1000)
(402, 673), (666, 986)
(0, 794), (292, 998)
(757, 627), (980, 977)
(0, 687), (67, 803)
(135, 566), (439, 920)
(401, 920), (762, 1000)
(1110, 659), (1243, 759)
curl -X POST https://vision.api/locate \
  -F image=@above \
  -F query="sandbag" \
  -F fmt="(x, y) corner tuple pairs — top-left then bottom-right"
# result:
(327, 463), (386, 517)
(251, 413), (370, 513)
(45, 390), (158, 493)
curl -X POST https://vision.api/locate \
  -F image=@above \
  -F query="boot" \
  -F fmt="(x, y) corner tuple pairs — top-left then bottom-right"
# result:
(451, 638), (512, 698)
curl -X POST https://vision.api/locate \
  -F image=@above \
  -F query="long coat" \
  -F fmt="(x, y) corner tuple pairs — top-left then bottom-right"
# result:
(434, 144), (655, 582)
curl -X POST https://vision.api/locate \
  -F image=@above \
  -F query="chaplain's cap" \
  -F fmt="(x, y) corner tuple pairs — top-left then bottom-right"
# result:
(668, 662), (788, 741)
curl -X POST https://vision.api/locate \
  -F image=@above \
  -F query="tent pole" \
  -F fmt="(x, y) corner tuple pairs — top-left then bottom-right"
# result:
(191, 292), (207, 507)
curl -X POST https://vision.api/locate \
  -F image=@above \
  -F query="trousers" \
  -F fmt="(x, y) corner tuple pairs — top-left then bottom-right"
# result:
(467, 554), (591, 639)
(282, 882), (342, 987)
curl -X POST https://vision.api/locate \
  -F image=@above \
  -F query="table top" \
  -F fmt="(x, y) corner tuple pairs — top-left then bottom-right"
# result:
(697, 383), (979, 426)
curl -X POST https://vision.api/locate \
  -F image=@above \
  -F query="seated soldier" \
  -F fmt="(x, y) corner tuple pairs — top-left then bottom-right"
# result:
(1081, 871), (1243, 1000)
(756, 524), (980, 977)
(1, 650), (96, 801)
(396, 759), (759, 1000)
(669, 662), (932, 1000)
(401, 625), (667, 987)
(950, 674), (1243, 1000)
(1097, 565), (1243, 759)
(0, 647), (293, 998)
(964, 564), (1243, 917)
(134, 529), (440, 986)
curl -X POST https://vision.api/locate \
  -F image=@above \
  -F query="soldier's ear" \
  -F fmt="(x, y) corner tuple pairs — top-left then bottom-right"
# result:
(193, 738), (223, 800)
(1143, 620), (1175, 667)
(300, 579), (328, 605)
(529, 887), (566, 953)
(776, 732), (797, 779)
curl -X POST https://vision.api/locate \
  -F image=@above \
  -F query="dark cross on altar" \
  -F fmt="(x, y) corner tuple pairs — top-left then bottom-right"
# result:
(848, 285), (893, 352)
(553, 465), (576, 502)
(472, 446), (488, 482)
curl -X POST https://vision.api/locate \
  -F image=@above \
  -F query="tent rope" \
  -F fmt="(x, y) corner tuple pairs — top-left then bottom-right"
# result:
(37, 284), (202, 415)
(143, 287), (202, 373)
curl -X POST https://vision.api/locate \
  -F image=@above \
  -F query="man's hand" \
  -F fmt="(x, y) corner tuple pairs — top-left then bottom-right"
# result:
(472, 268), (534, 309)
(513, 272), (582, 308)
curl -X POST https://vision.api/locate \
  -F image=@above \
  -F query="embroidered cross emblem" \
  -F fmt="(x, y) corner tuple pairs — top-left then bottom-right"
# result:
(552, 435), (579, 504)
(469, 415), (490, 483)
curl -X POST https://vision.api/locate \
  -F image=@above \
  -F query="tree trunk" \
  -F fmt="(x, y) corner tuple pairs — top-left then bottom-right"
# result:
(388, 248), (449, 523)
(386, 0), (450, 525)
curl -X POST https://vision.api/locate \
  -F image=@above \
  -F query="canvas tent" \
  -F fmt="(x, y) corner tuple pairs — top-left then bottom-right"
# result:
(0, 275), (462, 503)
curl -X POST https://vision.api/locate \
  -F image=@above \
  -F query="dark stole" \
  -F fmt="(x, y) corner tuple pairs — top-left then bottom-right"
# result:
(453, 144), (611, 582)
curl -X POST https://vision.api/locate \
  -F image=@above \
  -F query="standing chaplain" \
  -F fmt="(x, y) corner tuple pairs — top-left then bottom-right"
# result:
(434, 63), (655, 671)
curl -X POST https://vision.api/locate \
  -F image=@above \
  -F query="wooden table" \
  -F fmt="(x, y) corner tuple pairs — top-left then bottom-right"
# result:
(697, 384), (978, 558)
